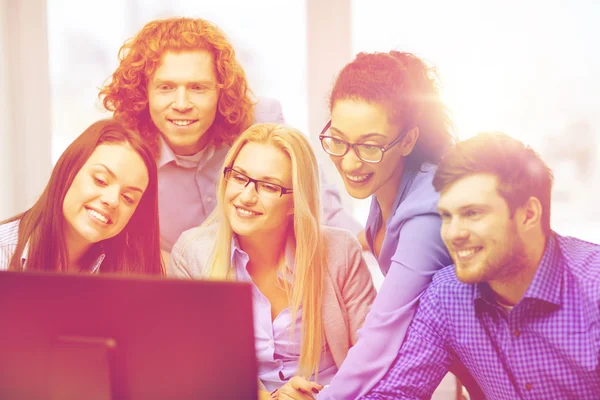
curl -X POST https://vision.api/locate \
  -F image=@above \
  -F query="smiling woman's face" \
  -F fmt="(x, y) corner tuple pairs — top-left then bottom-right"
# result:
(329, 99), (407, 200)
(224, 142), (294, 239)
(62, 143), (149, 249)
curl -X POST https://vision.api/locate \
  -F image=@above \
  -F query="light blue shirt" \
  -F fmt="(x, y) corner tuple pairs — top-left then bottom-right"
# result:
(319, 164), (451, 399)
(0, 219), (105, 272)
(229, 237), (338, 391)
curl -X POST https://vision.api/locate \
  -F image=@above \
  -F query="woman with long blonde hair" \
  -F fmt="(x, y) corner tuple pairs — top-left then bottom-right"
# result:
(169, 123), (376, 397)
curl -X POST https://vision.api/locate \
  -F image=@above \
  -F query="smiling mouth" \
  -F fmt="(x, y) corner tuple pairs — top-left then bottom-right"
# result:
(345, 172), (373, 184)
(234, 205), (262, 217)
(456, 246), (483, 259)
(85, 207), (112, 225)
(168, 119), (198, 127)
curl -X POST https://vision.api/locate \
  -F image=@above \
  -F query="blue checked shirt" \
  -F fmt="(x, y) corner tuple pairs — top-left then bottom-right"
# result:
(361, 233), (600, 400)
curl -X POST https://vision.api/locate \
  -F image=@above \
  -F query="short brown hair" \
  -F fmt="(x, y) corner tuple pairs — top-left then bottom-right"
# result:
(433, 132), (554, 234)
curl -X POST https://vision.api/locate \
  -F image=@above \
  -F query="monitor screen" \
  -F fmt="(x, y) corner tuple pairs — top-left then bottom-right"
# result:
(0, 270), (257, 400)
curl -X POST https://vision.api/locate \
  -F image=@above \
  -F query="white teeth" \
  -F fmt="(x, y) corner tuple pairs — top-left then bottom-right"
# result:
(346, 173), (370, 183)
(236, 206), (259, 217)
(88, 208), (108, 224)
(457, 248), (480, 258)
(170, 119), (195, 126)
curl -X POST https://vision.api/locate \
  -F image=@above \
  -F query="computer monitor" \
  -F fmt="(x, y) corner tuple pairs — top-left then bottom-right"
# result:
(0, 270), (257, 400)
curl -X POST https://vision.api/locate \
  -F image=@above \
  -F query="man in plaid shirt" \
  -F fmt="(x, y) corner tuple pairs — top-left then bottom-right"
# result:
(361, 132), (600, 400)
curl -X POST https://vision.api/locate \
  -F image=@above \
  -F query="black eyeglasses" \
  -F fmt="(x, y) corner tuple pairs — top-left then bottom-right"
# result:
(319, 120), (408, 164)
(223, 167), (293, 198)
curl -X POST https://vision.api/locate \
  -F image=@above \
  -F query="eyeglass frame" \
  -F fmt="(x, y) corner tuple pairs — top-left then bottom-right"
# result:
(318, 120), (409, 164)
(223, 167), (293, 198)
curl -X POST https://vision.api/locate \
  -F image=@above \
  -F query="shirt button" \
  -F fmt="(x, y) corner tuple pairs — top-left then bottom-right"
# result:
(514, 329), (521, 337)
(268, 339), (274, 346)
(525, 383), (533, 391)
(276, 359), (282, 365)
(206, 196), (212, 203)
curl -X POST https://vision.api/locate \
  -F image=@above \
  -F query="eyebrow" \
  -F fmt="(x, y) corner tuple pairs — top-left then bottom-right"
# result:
(233, 167), (285, 185)
(152, 79), (216, 86)
(93, 164), (144, 193)
(329, 126), (387, 141)
(437, 203), (492, 214)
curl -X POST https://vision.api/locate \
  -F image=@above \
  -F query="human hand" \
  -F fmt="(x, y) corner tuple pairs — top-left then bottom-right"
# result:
(259, 389), (274, 400)
(271, 376), (323, 400)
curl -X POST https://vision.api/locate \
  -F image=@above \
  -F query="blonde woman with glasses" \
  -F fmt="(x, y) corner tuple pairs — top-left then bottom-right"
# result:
(168, 123), (376, 399)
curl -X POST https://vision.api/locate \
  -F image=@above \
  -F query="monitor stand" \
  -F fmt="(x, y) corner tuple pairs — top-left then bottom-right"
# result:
(49, 335), (117, 400)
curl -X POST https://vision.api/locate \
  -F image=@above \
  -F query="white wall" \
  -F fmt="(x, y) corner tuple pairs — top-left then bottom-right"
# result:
(351, 0), (600, 241)
(0, 0), (52, 220)
(0, 0), (12, 218)
(306, 0), (356, 215)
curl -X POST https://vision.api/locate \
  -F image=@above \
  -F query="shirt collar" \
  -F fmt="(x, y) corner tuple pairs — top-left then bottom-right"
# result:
(156, 134), (219, 170)
(157, 135), (177, 168)
(474, 234), (562, 312)
(389, 167), (419, 219)
(521, 233), (561, 306)
(366, 166), (417, 242)
(20, 241), (29, 269)
(86, 250), (106, 274)
(230, 232), (296, 282)
(473, 284), (496, 315)
(230, 235), (248, 279)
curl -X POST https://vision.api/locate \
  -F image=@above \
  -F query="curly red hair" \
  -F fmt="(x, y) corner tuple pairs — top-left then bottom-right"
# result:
(99, 17), (255, 155)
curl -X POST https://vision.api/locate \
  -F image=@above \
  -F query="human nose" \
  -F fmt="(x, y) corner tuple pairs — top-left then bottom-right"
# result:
(172, 87), (191, 112)
(101, 185), (120, 209)
(444, 218), (469, 245)
(238, 181), (259, 204)
(340, 145), (363, 171)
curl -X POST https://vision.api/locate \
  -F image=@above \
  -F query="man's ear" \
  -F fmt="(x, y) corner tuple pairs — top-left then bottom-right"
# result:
(519, 196), (543, 232)
(399, 127), (419, 157)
